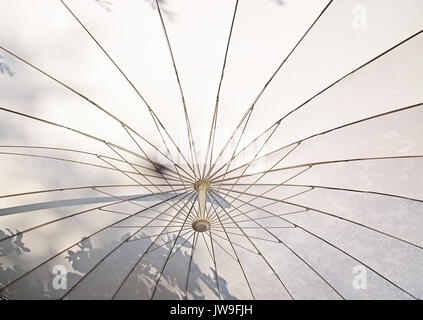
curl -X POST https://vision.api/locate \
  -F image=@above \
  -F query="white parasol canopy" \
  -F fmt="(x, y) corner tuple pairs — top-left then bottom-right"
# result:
(0, 0), (422, 300)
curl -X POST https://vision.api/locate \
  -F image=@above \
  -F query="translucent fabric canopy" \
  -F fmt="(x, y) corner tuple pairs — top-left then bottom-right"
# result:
(0, 0), (422, 300)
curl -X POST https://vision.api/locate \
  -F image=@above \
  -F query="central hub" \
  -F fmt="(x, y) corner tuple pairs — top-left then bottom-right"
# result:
(194, 179), (211, 193)
(193, 179), (211, 220)
(192, 218), (211, 232)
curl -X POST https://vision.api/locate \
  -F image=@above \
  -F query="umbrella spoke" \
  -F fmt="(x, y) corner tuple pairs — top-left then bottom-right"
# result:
(284, 183), (423, 203)
(213, 229), (280, 244)
(211, 191), (346, 300)
(221, 188), (423, 250)
(211, 102), (423, 182)
(207, 192), (256, 299)
(127, 227), (193, 243)
(121, 125), (195, 186)
(202, 0), (240, 179)
(205, 0), (335, 179)
(223, 182), (423, 205)
(213, 155), (423, 184)
(207, 30), (423, 180)
(0, 151), (139, 176)
(207, 228), (221, 300)
(289, 222), (419, 299)
(0, 106), (184, 181)
(211, 161), (310, 219)
(167, 230), (196, 261)
(58, 0), (196, 179)
(0, 188), (188, 243)
(147, 228), (193, 255)
(155, 0), (201, 179)
(104, 143), (194, 218)
(0, 191), (187, 294)
(61, 192), (195, 299)
(220, 188), (419, 299)
(0, 48), (181, 174)
(107, 191), (196, 299)
(206, 107), (254, 181)
(221, 185), (314, 218)
(211, 190), (297, 229)
(231, 188), (313, 217)
(0, 145), (186, 181)
(93, 188), (188, 223)
(208, 121), (282, 181)
(219, 103), (423, 184)
(213, 122), (281, 198)
(209, 191), (293, 299)
(184, 232), (199, 300)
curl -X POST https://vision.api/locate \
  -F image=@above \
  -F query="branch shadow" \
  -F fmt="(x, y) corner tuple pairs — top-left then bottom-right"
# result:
(0, 55), (14, 77)
(0, 228), (238, 300)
